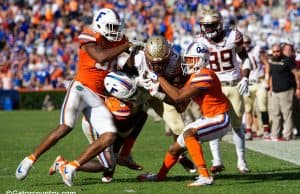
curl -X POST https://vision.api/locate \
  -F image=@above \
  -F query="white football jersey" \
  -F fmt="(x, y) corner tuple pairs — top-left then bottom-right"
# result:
(247, 45), (265, 82)
(195, 29), (243, 82)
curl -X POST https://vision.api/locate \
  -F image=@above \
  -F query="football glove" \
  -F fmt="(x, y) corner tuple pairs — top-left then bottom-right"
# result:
(237, 77), (249, 95)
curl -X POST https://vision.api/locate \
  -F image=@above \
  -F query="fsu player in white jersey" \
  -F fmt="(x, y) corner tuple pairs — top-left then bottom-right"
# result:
(195, 9), (252, 174)
(242, 35), (271, 140)
(134, 36), (196, 173)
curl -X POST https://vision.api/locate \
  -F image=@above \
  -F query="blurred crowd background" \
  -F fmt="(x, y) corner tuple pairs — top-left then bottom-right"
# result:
(0, 0), (299, 91)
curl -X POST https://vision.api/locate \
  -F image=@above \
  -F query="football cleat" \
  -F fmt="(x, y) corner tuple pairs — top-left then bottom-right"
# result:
(187, 176), (214, 187)
(238, 166), (250, 174)
(238, 161), (250, 174)
(137, 173), (159, 182)
(58, 161), (79, 187)
(101, 176), (113, 183)
(210, 164), (225, 174)
(178, 154), (196, 173)
(117, 155), (143, 171)
(101, 170), (114, 183)
(49, 155), (67, 175)
(16, 155), (35, 180)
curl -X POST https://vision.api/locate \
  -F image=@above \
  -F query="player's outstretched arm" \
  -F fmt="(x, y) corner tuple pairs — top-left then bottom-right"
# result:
(158, 76), (198, 104)
(84, 41), (132, 64)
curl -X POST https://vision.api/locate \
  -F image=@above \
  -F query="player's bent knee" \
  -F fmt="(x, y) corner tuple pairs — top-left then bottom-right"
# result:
(100, 132), (117, 146)
(168, 143), (182, 156)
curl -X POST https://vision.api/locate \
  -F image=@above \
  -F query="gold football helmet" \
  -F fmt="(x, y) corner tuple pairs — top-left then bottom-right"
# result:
(243, 34), (252, 51)
(144, 36), (171, 72)
(200, 9), (223, 40)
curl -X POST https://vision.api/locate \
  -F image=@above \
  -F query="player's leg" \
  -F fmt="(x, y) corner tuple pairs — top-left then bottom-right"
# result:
(209, 139), (224, 173)
(224, 86), (249, 173)
(244, 84), (255, 140)
(162, 103), (196, 173)
(117, 110), (147, 170)
(257, 81), (271, 139)
(57, 104), (117, 186)
(81, 116), (117, 182)
(182, 113), (230, 186)
(137, 141), (184, 182)
(16, 81), (82, 180)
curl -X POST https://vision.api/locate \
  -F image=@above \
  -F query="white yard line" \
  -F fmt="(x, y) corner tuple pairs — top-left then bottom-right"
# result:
(223, 134), (300, 165)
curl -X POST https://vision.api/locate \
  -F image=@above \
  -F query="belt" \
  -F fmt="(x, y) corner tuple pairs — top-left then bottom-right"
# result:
(249, 77), (264, 85)
(221, 80), (240, 86)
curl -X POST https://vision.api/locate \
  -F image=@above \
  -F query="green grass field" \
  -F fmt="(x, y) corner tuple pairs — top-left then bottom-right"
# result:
(1, 110), (300, 194)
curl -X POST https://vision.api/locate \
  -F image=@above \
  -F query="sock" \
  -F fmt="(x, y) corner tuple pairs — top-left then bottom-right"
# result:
(119, 138), (135, 157)
(70, 160), (80, 169)
(28, 154), (36, 163)
(157, 152), (178, 180)
(185, 136), (209, 177)
(263, 125), (270, 133)
(245, 128), (252, 133)
(209, 139), (222, 166)
(232, 128), (246, 167)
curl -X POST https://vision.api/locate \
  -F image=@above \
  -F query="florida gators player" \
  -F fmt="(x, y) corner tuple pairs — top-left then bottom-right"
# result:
(195, 8), (251, 174)
(50, 71), (146, 183)
(16, 8), (132, 181)
(137, 42), (230, 186)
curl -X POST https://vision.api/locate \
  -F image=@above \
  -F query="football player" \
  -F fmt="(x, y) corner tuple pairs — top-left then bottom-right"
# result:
(242, 35), (271, 140)
(15, 8), (132, 183)
(134, 36), (196, 173)
(50, 71), (146, 183)
(137, 42), (231, 187)
(195, 9), (251, 174)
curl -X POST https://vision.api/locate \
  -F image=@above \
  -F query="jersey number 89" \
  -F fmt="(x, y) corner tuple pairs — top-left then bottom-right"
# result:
(208, 49), (234, 72)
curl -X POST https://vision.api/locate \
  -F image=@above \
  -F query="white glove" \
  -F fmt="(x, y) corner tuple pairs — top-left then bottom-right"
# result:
(149, 82), (166, 101)
(129, 39), (145, 47)
(237, 77), (249, 95)
(129, 40), (145, 53)
(135, 76), (152, 89)
(148, 81), (160, 95)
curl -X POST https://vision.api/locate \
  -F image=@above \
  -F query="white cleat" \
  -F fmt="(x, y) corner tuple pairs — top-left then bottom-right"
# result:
(101, 176), (113, 183)
(16, 155), (35, 180)
(238, 166), (250, 174)
(238, 161), (250, 174)
(49, 155), (67, 175)
(58, 162), (77, 187)
(188, 176), (214, 187)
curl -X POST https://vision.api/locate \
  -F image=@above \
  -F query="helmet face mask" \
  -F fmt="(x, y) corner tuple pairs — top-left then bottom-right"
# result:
(93, 8), (124, 41)
(146, 57), (169, 72)
(200, 9), (223, 40)
(144, 36), (171, 73)
(181, 42), (209, 75)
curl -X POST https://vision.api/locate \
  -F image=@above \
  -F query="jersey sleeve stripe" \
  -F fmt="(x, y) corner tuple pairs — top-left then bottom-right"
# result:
(78, 34), (96, 42)
(191, 76), (212, 83)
